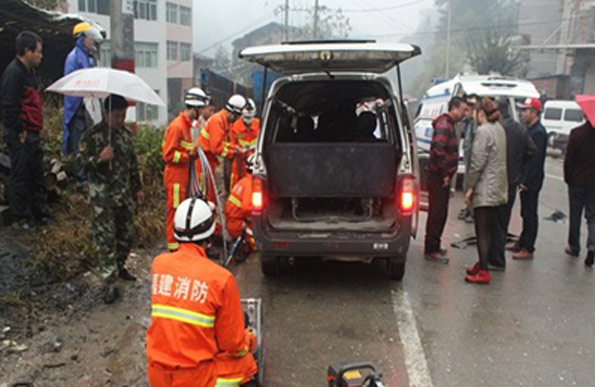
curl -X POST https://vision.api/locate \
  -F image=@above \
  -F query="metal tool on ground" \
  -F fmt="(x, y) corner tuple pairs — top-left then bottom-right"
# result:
(241, 298), (264, 386)
(327, 362), (385, 387)
(189, 147), (229, 263)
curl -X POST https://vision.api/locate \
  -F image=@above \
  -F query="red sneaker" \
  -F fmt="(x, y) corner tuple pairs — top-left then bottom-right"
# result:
(466, 262), (480, 275)
(465, 269), (491, 284)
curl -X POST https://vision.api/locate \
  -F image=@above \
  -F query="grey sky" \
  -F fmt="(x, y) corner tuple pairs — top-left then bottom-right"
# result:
(194, 0), (436, 56)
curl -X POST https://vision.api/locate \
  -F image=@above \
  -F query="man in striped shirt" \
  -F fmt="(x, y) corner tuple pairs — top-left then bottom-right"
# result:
(424, 97), (469, 263)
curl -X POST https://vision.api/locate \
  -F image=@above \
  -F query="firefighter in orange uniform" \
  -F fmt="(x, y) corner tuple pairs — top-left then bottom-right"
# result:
(196, 94), (247, 203)
(225, 154), (256, 250)
(147, 197), (258, 387)
(162, 88), (209, 251)
(229, 98), (259, 192)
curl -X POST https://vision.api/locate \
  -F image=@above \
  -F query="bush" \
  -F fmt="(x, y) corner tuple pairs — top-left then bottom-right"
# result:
(29, 104), (168, 279)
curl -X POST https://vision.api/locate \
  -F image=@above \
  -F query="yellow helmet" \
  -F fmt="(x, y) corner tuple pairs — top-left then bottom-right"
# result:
(73, 22), (91, 36)
(73, 22), (104, 43)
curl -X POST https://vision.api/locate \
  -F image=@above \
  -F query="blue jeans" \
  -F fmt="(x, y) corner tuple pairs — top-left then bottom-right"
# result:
(67, 116), (88, 186)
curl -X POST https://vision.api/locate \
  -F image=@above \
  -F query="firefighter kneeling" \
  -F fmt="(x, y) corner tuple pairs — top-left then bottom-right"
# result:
(146, 197), (258, 387)
(225, 154), (257, 253)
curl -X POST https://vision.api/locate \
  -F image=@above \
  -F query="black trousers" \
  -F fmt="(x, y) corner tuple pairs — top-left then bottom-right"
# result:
(567, 185), (595, 254)
(519, 188), (540, 252)
(4, 131), (49, 221)
(489, 184), (517, 267)
(474, 206), (499, 270)
(424, 172), (451, 254)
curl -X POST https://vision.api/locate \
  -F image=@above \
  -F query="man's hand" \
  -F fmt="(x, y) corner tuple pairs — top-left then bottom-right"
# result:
(519, 184), (528, 192)
(188, 147), (198, 160)
(465, 188), (473, 206)
(136, 191), (145, 204)
(18, 131), (27, 144)
(99, 146), (114, 162)
(442, 175), (451, 188)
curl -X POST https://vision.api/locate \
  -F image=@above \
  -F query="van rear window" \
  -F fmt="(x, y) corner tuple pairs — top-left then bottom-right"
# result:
(564, 109), (583, 122)
(544, 108), (562, 121)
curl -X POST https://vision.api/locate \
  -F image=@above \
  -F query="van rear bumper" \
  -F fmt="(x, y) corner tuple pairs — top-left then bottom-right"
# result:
(253, 214), (411, 259)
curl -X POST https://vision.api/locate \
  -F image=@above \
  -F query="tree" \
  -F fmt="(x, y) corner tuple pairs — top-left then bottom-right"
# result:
(213, 45), (232, 77)
(466, 30), (527, 76)
(275, 4), (352, 40)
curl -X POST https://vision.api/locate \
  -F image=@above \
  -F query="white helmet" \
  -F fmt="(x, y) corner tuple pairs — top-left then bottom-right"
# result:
(173, 198), (216, 242)
(242, 98), (257, 125)
(73, 22), (104, 44)
(245, 153), (256, 174)
(185, 87), (210, 108)
(226, 94), (247, 115)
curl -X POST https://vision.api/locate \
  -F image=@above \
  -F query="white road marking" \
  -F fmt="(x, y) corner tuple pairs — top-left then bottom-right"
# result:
(546, 173), (564, 182)
(392, 289), (434, 387)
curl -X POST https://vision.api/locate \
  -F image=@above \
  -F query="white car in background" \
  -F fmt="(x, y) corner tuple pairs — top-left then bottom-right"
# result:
(413, 74), (539, 208)
(542, 100), (585, 152)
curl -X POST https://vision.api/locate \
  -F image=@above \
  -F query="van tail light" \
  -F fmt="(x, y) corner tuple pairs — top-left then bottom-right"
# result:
(252, 177), (264, 214)
(400, 175), (415, 214)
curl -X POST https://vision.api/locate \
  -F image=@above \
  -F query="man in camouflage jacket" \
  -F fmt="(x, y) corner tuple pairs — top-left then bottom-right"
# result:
(76, 94), (144, 304)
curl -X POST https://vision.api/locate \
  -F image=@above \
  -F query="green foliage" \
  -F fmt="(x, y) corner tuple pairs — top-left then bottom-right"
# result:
(467, 30), (527, 76)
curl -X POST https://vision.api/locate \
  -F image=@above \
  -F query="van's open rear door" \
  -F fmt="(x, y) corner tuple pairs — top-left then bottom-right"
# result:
(239, 41), (421, 74)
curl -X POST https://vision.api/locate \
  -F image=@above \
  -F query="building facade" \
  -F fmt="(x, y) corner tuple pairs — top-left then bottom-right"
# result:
(65, 0), (194, 124)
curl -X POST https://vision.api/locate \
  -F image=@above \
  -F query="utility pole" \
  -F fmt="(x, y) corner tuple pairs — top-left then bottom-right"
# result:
(445, 0), (452, 79)
(111, 0), (136, 125)
(313, 0), (319, 40)
(111, 0), (135, 73)
(284, 0), (289, 41)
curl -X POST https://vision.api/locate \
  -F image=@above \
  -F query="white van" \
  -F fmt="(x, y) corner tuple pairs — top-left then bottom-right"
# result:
(413, 74), (540, 204)
(542, 100), (585, 151)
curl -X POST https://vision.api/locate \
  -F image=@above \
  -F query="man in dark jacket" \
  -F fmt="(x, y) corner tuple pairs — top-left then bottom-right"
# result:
(489, 98), (536, 269)
(563, 119), (595, 266)
(0, 31), (50, 231)
(424, 96), (468, 263)
(512, 98), (548, 260)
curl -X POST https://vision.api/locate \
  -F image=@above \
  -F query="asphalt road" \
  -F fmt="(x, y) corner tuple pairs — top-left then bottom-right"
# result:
(235, 156), (595, 387)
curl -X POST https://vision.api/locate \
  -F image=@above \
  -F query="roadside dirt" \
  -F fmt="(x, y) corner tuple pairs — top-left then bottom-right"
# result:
(0, 241), (157, 387)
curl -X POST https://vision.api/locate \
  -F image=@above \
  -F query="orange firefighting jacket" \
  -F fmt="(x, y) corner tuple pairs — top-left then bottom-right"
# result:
(197, 109), (237, 167)
(162, 112), (195, 251)
(146, 243), (253, 368)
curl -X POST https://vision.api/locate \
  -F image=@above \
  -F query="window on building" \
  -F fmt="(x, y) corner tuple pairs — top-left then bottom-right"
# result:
(99, 41), (111, 67)
(180, 43), (191, 62)
(78, 0), (110, 15)
(135, 0), (157, 21)
(166, 2), (178, 23)
(167, 41), (178, 60)
(135, 42), (158, 68)
(138, 97), (159, 121)
(179, 6), (191, 26)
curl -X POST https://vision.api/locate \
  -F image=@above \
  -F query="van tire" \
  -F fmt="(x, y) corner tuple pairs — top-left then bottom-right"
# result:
(386, 257), (406, 280)
(261, 254), (280, 277)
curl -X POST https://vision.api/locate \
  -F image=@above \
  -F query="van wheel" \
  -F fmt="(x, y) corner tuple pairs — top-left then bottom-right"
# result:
(261, 254), (280, 277)
(386, 257), (406, 281)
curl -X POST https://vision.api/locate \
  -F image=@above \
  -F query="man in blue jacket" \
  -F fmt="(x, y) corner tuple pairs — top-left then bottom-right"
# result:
(63, 22), (103, 191)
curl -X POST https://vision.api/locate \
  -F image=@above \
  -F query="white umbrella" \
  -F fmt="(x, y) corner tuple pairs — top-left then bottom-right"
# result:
(46, 67), (165, 107)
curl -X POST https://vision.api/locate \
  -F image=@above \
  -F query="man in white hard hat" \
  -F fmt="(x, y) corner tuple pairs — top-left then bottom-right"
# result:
(197, 94), (246, 204)
(162, 87), (210, 251)
(146, 197), (258, 387)
(229, 98), (259, 192)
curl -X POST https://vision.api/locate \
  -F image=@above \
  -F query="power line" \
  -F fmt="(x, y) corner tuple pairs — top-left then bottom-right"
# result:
(341, 0), (430, 13)
(351, 16), (578, 39)
(196, 10), (276, 55)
